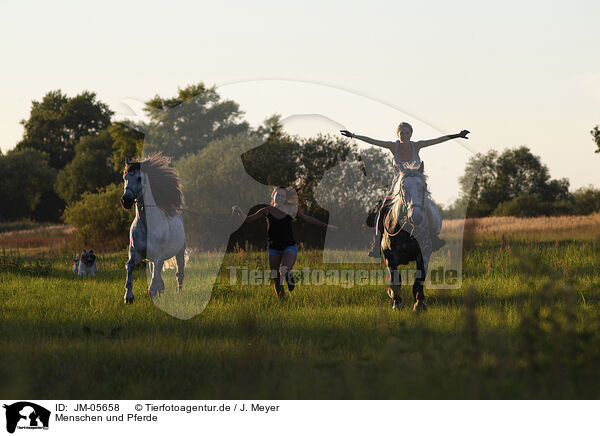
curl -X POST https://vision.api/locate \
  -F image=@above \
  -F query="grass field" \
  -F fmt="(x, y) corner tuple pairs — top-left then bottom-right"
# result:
(1, 215), (599, 399)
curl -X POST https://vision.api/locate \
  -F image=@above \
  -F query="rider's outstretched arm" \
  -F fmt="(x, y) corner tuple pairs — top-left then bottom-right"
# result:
(416, 130), (470, 149)
(340, 130), (395, 150)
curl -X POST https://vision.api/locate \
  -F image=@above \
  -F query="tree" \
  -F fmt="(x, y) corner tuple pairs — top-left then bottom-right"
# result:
(176, 132), (271, 249)
(592, 125), (600, 154)
(459, 146), (570, 217)
(109, 122), (145, 171)
(142, 83), (250, 159)
(492, 193), (553, 217)
(55, 131), (121, 204)
(458, 150), (499, 217)
(240, 115), (301, 188)
(571, 186), (600, 215)
(16, 90), (113, 170)
(0, 149), (56, 220)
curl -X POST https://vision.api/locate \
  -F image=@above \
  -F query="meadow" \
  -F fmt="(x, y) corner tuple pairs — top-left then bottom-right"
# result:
(1, 214), (599, 399)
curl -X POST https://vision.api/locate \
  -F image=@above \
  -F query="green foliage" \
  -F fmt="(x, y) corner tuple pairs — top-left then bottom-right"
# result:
(0, 149), (56, 220)
(143, 83), (250, 159)
(55, 131), (121, 204)
(492, 193), (554, 217)
(178, 121), (392, 249)
(109, 123), (145, 171)
(241, 116), (301, 187)
(16, 90), (113, 169)
(176, 132), (271, 248)
(0, 249), (51, 276)
(460, 146), (570, 217)
(571, 186), (600, 215)
(591, 125), (600, 154)
(62, 183), (134, 250)
(492, 187), (600, 218)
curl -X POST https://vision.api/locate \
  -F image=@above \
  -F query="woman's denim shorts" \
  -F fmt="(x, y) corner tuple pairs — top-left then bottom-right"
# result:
(267, 244), (298, 256)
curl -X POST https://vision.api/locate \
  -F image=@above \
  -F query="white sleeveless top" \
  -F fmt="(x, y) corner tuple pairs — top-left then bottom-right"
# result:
(393, 140), (421, 173)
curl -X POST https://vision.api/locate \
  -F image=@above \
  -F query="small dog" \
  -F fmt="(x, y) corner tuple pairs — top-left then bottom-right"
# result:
(73, 249), (97, 277)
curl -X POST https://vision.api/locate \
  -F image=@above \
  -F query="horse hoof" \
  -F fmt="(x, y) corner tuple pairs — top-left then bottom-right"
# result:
(124, 296), (134, 304)
(413, 301), (427, 312)
(392, 301), (404, 310)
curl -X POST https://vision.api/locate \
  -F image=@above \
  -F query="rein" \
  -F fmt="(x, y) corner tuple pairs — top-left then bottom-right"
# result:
(136, 199), (238, 225)
(383, 175), (427, 238)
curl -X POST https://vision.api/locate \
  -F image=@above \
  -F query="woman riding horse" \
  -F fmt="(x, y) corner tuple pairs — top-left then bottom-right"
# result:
(340, 123), (469, 257)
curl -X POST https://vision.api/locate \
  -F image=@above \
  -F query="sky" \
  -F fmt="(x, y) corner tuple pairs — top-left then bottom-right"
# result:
(1, 0), (599, 206)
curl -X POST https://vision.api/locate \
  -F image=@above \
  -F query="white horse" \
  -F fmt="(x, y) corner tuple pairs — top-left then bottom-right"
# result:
(380, 162), (433, 311)
(120, 153), (186, 304)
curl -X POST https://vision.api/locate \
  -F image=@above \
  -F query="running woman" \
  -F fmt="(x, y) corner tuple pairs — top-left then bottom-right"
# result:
(236, 186), (338, 299)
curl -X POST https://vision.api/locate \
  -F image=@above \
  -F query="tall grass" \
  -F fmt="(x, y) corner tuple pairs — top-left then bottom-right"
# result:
(443, 212), (600, 241)
(1, 215), (599, 398)
(0, 224), (74, 253)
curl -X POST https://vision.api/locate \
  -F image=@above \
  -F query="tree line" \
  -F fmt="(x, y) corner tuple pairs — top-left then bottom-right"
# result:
(0, 83), (599, 249)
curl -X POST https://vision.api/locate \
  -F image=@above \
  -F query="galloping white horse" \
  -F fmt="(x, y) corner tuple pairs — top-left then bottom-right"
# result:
(381, 162), (433, 311)
(120, 153), (186, 304)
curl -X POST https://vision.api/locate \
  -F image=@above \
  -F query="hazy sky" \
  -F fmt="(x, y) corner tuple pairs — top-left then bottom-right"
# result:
(1, 0), (599, 205)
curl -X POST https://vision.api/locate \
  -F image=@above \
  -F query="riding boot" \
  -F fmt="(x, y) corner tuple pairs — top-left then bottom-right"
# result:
(426, 203), (446, 251)
(431, 233), (446, 251)
(368, 233), (381, 258)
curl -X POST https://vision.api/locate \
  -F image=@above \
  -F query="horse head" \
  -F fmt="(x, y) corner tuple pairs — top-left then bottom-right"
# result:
(121, 157), (144, 210)
(391, 162), (427, 228)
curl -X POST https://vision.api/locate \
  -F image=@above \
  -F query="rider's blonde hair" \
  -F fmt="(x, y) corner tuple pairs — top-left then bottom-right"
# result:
(396, 122), (413, 136)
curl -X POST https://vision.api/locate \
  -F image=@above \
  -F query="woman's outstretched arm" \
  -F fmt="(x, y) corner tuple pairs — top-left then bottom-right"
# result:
(340, 130), (395, 150)
(235, 206), (269, 223)
(297, 210), (338, 230)
(416, 130), (470, 149)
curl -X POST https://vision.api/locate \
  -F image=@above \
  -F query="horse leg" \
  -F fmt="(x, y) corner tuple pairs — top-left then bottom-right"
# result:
(412, 252), (427, 312)
(175, 247), (186, 292)
(124, 247), (141, 304)
(386, 262), (403, 310)
(148, 258), (165, 299)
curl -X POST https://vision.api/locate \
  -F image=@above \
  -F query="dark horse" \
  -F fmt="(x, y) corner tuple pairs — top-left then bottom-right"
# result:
(380, 162), (432, 312)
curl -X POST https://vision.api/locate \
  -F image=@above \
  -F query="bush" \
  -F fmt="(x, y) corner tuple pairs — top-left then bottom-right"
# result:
(492, 193), (554, 217)
(62, 183), (134, 251)
(571, 186), (600, 215)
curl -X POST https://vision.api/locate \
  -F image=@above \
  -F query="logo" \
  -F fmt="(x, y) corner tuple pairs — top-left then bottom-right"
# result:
(3, 402), (50, 434)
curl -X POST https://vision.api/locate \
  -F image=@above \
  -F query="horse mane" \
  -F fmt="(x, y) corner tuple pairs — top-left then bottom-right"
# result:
(124, 153), (184, 216)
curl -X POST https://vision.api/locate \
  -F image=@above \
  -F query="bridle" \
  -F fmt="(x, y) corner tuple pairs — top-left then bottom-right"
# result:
(383, 176), (427, 238)
(124, 185), (143, 200)
(123, 170), (145, 203)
